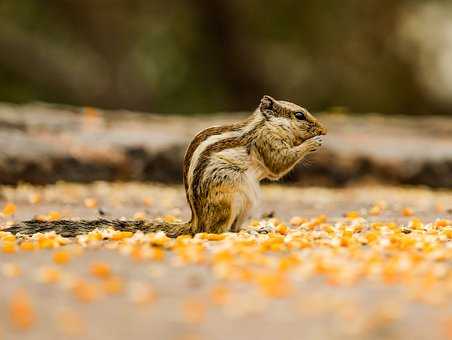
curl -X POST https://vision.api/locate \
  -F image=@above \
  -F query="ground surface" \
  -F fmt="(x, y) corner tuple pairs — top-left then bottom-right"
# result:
(0, 102), (451, 187)
(0, 182), (450, 340)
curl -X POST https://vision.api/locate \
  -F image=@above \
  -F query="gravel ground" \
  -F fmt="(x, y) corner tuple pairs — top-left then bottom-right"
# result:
(1, 102), (451, 187)
(0, 182), (450, 340)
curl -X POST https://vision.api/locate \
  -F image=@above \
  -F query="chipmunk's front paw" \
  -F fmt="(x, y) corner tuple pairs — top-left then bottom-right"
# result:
(304, 136), (323, 153)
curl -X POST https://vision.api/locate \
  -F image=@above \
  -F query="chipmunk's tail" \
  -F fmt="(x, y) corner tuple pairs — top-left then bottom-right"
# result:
(4, 218), (192, 238)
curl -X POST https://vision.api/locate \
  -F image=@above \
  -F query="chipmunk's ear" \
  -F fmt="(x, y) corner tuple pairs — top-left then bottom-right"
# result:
(259, 95), (276, 118)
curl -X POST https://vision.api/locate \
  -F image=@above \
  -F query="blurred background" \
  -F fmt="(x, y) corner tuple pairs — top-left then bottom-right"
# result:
(0, 0), (451, 188)
(1, 0), (452, 115)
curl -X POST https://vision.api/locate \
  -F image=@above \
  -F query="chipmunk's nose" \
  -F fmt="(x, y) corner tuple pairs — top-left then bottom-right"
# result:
(317, 123), (327, 135)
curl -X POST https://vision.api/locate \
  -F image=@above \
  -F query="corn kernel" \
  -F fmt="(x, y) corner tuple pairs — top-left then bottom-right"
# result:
(401, 207), (414, 217)
(90, 262), (111, 279)
(368, 205), (382, 216)
(256, 273), (292, 298)
(345, 211), (360, 219)
(408, 218), (423, 230)
(276, 223), (289, 235)
(434, 219), (450, 228)
(143, 196), (154, 206)
(38, 238), (55, 249)
(53, 250), (71, 265)
(48, 211), (61, 221)
(37, 267), (61, 284)
(102, 276), (123, 295)
(9, 290), (35, 330)
(20, 241), (35, 251)
(3, 202), (16, 216)
(111, 231), (133, 241)
(72, 280), (98, 303)
(199, 233), (225, 241)
(2, 241), (16, 254)
(1, 234), (16, 242)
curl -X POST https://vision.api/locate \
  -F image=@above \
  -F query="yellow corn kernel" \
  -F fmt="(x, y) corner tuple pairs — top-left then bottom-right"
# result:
(2, 234), (16, 242)
(401, 207), (414, 217)
(276, 224), (289, 235)
(345, 211), (360, 219)
(365, 231), (378, 243)
(2, 241), (17, 254)
(3, 202), (17, 216)
(312, 215), (327, 225)
(9, 290), (35, 330)
(408, 218), (423, 230)
(212, 249), (234, 263)
(368, 205), (382, 216)
(102, 276), (123, 295)
(150, 247), (165, 261)
(340, 236), (352, 247)
(443, 228), (452, 238)
(48, 211), (61, 221)
(20, 241), (35, 251)
(130, 246), (143, 262)
(53, 251), (71, 265)
(342, 230), (353, 238)
(87, 231), (103, 241)
(434, 219), (450, 228)
(72, 280), (98, 303)
(111, 231), (133, 241)
(256, 273), (292, 298)
(197, 233), (223, 241)
(278, 254), (301, 272)
(90, 262), (111, 279)
(38, 238), (55, 249)
(143, 196), (153, 206)
(38, 267), (61, 284)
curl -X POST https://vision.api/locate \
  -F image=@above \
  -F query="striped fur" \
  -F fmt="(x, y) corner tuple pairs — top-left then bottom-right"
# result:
(188, 117), (266, 233)
(181, 95), (326, 234)
(7, 95), (327, 238)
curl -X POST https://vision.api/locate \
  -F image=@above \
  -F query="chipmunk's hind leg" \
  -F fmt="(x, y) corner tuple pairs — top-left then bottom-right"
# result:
(196, 184), (237, 234)
(199, 200), (233, 234)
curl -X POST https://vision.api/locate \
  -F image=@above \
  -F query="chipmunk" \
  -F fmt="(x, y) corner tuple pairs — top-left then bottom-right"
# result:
(6, 95), (327, 238)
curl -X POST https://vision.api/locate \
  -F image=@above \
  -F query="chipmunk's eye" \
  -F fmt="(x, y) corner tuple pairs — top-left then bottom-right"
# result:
(294, 112), (306, 120)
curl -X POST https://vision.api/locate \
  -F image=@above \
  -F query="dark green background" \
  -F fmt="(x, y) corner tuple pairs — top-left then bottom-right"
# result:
(0, 0), (450, 115)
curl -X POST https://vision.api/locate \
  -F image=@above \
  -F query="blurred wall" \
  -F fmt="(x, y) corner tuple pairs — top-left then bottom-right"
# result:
(0, 0), (451, 115)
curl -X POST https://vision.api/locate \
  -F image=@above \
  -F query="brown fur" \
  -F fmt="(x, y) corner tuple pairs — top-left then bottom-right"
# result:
(6, 95), (326, 238)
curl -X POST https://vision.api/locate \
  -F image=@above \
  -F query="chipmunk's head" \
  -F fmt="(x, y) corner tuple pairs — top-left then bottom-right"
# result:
(259, 95), (327, 143)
